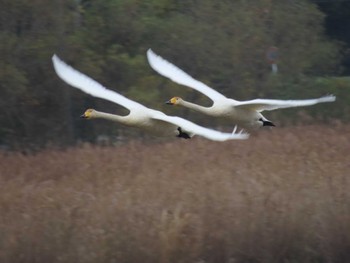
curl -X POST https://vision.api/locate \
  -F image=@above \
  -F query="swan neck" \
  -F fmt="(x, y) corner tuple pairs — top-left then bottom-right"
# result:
(93, 111), (126, 123)
(180, 100), (211, 113)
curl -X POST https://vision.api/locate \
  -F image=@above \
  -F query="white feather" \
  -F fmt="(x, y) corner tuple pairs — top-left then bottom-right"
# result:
(52, 54), (249, 141)
(147, 49), (226, 102)
(147, 49), (336, 129)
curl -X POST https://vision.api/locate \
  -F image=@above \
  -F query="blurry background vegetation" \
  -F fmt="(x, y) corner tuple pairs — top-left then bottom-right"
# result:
(1, 0), (349, 150)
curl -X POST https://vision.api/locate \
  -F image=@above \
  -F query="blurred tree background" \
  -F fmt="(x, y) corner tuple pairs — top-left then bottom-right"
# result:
(0, 0), (349, 150)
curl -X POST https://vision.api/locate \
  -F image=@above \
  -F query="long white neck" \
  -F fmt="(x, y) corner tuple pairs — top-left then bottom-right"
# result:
(179, 100), (213, 115)
(93, 110), (130, 125)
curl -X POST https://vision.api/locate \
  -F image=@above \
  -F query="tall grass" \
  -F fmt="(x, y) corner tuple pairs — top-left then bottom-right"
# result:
(0, 125), (349, 263)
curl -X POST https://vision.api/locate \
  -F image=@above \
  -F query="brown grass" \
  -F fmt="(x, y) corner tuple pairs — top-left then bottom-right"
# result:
(0, 125), (349, 263)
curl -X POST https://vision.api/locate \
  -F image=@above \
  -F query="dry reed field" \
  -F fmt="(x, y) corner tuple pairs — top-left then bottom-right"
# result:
(0, 125), (349, 263)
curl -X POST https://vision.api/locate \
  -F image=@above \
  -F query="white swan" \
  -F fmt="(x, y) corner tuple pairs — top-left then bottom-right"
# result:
(52, 55), (249, 141)
(147, 49), (336, 129)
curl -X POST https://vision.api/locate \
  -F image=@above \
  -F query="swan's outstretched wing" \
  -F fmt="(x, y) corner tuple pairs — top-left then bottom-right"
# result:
(52, 55), (146, 110)
(152, 114), (249, 141)
(147, 49), (227, 102)
(234, 95), (336, 112)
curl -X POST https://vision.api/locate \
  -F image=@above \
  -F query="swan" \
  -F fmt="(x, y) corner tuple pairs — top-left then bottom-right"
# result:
(147, 49), (336, 130)
(52, 55), (249, 141)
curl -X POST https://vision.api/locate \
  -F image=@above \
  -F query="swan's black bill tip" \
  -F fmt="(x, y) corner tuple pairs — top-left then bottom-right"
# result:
(165, 100), (174, 105)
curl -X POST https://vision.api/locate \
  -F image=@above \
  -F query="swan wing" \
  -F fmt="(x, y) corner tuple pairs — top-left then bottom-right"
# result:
(52, 55), (146, 110)
(151, 114), (249, 141)
(234, 95), (336, 112)
(147, 49), (227, 102)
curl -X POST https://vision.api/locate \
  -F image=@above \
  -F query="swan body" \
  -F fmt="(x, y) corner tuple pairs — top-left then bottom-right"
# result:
(52, 55), (249, 141)
(147, 49), (336, 129)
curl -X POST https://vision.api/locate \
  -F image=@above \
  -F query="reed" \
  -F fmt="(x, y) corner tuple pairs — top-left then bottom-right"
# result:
(0, 125), (349, 263)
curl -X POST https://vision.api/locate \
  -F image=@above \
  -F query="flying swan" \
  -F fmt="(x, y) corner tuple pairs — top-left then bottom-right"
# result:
(52, 55), (248, 141)
(147, 49), (336, 130)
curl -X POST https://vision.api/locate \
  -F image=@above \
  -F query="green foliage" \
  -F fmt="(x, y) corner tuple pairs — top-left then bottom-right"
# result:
(0, 0), (348, 149)
(307, 77), (350, 121)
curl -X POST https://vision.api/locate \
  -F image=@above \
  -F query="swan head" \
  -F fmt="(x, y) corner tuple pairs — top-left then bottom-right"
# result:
(81, 109), (97, 119)
(165, 96), (182, 105)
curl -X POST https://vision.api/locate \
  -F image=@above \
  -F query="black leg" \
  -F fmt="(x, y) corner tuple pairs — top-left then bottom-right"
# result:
(177, 127), (191, 139)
